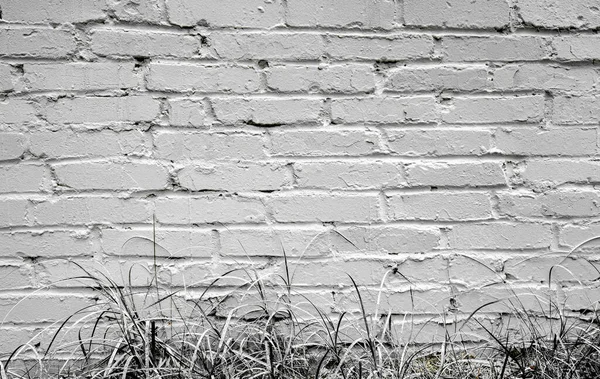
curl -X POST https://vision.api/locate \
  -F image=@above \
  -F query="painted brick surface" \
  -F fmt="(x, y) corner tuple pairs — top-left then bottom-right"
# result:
(1, 0), (599, 353)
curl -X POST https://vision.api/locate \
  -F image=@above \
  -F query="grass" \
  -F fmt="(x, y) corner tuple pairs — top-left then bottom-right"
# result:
(1, 233), (600, 379)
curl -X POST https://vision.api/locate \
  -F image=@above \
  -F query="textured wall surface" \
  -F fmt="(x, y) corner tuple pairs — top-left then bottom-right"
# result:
(1, 0), (600, 352)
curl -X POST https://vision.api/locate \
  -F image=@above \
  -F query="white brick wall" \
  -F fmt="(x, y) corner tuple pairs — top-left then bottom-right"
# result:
(1, 0), (599, 353)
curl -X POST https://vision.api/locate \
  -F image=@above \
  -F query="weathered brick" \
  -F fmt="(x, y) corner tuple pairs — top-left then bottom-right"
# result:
(290, 260), (400, 286)
(100, 228), (215, 257)
(0, 264), (33, 289)
(91, 29), (199, 57)
(219, 226), (329, 257)
(387, 129), (491, 156)
(211, 32), (325, 60)
(0, 164), (51, 193)
(0, 64), (15, 92)
(492, 64), (598, 92)
(45, 96), (161, 124)
(448, 255), (502, 286)
(0, 230), (94, 258)
(53, 161), (169, 191)
(147, 63), (260, 93)
(286, 0), (396, 29)
(406, 162), (506, 187)
(267, 193), (380, 222)
(331, 225), (441, 254)
(503, 255), (594, 283)
(331, 96), (437, 124)
(498, 190), (600, 218)
(177, 163), (291, 191)
(1, 0), (106, 23)
(553, 96), (600, 124)
(269, 130), (380, 156)
(266, 64), (375, 93)
(560, 224), (600, 248)
(155, 196), (266, 224)
(520, 160), (600, 186)
(110, 0), (164, 24)
(385, 66), (490, 92)
(22, 62), (138, 91)
(553, 36), (600, 61)
(167, 0), (282, 28)
(0, 133), (27, 160)
(0, 28), (76, 58)
(494, 127), (597, 156)
(387, 192), (493, 221)
(294, 161), (405, 189)
(30, 130), (152, 159)
(326, 35), (434, 61)
(154, 131), (267, 161)
(448, 223), (552, 250)
(517, 0), (600, 29)
(168, 99), (205, 127)
(212, 98), (322, 125)
(30, 197), (152, 225)
(442, 36), (549, 61)
(0, 99), (38, 124)
(443, 96), (544, 124)
(0, 199), (28, 227)
(405, 0), (510, 28)
(0, 295), (95, 323)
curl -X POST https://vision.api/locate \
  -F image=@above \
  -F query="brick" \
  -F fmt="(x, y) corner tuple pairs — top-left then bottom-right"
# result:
(212, 98), (322, 126)
(443, 96), (544, 124)
(331, 96), (437, 124)
(45, 96), (161, 124)
(442, 36), (549, 61)
(326, 35), (434, 61)
(219, 226), (329, 257)
(387, 129), (491, 156)
(155, 195), (266, 224)
(178, 163), (290, 192)
(494, 127), (597, 156)
(0, 133), (26, 160)
(0, 295), (95, 323)
(266, 64), (375, 93)
(148, 63), (260, 93)
(331, 225), (441, 254)
(154, 131), (267, 161)
(553, 36), (600, 61)
(387, 192), (493, 221)
(406, 162), (506, 187)
(492, 64), (597, 92)
(498, 190), (600, 218)
(269, 130), (380, 156)
(0, 64), (14, 92)
(267, 193), (379, 222)
(168, 99), (205, 127)
(0, 28), (76, 58)
(560, 224), (600, 248)
(286, 0), (396, 29)
(0, 264), (33, 289)
(91, 29), (199, 57)
(0, 99), (37, 124)
(294, 161), (405, 189)
(520, 160), (600, 186)
(167, 0), (282, 27)
(517, 0), (600, 29)
(22, 62), (138, 91)
(30, 197), (152, 225)
(385, 66), (489, 92)
(53, 161), (169, 191)
(30, 130), (152, 159)
(0, 230), (94, 258)
(290, 260), (400, 286)
(1, 0), (106, 23)
(110, 0), (164, 23)
(405, 0), (509, 28)
(448, 255), (502, 286)
(448, 223), (552, 250)
(100, 228), (215, 257)
(503, 255), (594, 283)
(553, 96), (600, 124)
(211, 32), (325, 60)
(0, 163), (51, 193)
(0, 199), (28, 227)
